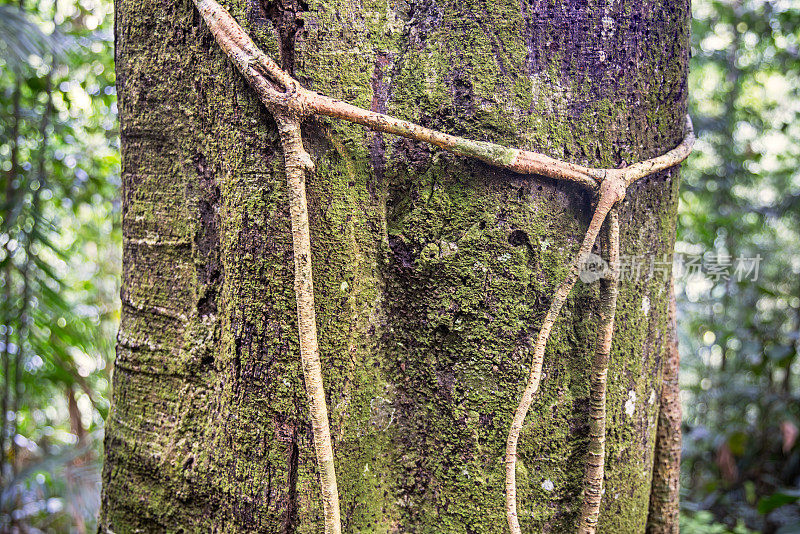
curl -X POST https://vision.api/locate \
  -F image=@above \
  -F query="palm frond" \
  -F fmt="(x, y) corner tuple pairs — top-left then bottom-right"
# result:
(0, 5), (69, 71)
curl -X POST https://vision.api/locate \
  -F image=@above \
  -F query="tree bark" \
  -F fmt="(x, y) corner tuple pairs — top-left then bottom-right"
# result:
(102, 0), (689, 532)
(646, 286), (682, 534)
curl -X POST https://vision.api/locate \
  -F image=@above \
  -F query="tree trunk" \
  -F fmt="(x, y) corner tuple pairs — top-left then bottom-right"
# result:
(102, 0), (689, 531)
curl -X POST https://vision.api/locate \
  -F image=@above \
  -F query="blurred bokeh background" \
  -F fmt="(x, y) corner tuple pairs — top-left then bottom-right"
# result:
(679, 1), (800, 532)
(0, 0), (797, 532)
(0, 0), (118, 530)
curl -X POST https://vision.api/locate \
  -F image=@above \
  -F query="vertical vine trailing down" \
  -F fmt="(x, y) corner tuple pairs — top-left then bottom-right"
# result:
(188, 0), (695, 531)
(577, 209), (621, 534)
(505, 177), (625, 534)
(277, 116), (342, 534)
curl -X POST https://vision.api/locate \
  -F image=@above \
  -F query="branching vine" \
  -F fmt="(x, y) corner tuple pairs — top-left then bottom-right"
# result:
(191, 0), (695, 532)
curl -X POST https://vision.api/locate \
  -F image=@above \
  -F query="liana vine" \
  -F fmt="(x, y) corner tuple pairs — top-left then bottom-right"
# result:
(190, 0), (695, 532)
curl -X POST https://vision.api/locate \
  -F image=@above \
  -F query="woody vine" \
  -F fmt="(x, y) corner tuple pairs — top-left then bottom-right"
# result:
(191, 0), (695, 532)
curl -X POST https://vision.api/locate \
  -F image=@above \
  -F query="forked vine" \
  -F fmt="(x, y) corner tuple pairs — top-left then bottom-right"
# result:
(191, 1), (695, 532)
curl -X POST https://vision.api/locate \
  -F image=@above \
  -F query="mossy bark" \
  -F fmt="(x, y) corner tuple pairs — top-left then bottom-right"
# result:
(102, 0), (689, 532)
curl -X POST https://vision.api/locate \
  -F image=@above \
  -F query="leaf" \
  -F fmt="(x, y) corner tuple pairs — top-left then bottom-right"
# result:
(757, 489), (800, 514)
(0, 5), (70, 72)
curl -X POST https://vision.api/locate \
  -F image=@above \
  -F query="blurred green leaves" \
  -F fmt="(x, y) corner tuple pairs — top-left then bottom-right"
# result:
(679, 0), (800, 531)
(0, 0), (118, 530)
(758, 489), (800, 515)
(0, 4), (69, 72)
(680, 510), (754, 534)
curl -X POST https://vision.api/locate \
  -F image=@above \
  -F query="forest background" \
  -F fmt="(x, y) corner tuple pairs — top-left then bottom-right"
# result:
(0, 0), (798, 532)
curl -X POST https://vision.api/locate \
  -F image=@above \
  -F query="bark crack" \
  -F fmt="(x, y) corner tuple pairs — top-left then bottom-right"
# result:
(281, 424), (300, 533)
(257, 0), (306, 75)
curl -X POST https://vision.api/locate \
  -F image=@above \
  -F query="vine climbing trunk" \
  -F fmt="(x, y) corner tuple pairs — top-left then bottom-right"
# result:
(278, 115), (342, 534)
(103, 0), (690, 532)
(577, 209), (620, 534)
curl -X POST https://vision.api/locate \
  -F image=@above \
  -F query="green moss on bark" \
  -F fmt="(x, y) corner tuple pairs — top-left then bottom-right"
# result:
(103, 0), (689, 531)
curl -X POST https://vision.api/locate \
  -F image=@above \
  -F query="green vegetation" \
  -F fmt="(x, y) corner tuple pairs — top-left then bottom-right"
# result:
(0, 0), (798, 531)
(680, 510), (754, 534)
(0, 0), (118, 530)
(680, 0), (800, 531)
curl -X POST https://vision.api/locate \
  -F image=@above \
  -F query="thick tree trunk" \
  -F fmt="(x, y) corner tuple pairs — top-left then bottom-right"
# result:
(102, 0), (689, 531)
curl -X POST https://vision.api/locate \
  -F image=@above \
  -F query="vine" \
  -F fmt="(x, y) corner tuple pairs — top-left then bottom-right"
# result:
(190, 0), (695, 532)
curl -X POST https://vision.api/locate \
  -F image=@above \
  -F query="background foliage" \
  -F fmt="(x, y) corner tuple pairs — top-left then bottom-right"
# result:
(0, 0), (118, 531)
(0, 0), (797, 531)
(679, 1), (800, 532)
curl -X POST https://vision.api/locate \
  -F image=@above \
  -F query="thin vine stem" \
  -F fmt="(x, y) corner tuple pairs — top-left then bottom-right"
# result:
(577, 208), (620, 534)
(191, 0), (694, 193)
(278, 116), (342, 534)
(505, 178), (624, 534)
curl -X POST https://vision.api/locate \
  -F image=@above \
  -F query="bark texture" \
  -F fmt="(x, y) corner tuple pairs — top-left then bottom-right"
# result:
(102, 0), (689, 532)
(278, 115), (342, 533)
(646, 287), (682, 534)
